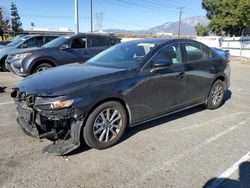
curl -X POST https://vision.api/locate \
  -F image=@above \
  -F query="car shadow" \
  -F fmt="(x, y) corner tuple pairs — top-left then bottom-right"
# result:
(121, 89), (232, 144)
(67, 90), (232, 156)
(202, 161), (250, 188)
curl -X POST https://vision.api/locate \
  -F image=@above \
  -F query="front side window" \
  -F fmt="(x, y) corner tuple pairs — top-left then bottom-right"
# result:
(70, 37), (86, 49)
(150, 44), (182, 66)
(184, 43), (211, 62)
(43, 36), (70, 48)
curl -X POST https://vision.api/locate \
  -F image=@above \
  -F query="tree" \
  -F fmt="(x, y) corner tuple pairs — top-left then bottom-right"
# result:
(0, 7), (10, 40)
(202, 0), (250, 36)
(30, 22), (35, 29)
(195, 24), (210, 36)
(10, 2), (22, 34)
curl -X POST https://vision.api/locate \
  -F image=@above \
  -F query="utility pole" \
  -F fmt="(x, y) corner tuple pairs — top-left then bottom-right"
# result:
(90, 0), (93, 32)
(177, 7), (184, 38)
(74, 0), (79, 33)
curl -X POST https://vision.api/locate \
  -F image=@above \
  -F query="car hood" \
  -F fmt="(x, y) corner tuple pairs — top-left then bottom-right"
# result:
(16, 64), (128, 96)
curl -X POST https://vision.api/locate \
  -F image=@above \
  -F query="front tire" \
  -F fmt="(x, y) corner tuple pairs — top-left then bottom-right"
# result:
(83, 101), (127, 149)
(33, 63), (53, 74)
(205, 80), (225, 109)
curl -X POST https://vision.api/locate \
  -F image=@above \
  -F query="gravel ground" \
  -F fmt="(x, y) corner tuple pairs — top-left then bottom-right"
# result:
(0, 59), (250, 188)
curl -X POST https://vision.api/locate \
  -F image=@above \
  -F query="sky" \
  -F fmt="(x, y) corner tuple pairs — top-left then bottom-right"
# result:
(0, 0), (206, 32)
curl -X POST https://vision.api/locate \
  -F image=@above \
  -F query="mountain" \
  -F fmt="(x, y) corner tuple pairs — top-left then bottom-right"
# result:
(104, 16), (209, 35)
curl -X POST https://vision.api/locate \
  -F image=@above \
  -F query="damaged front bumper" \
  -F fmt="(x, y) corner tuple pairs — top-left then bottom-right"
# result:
(11, 89), (85, 155)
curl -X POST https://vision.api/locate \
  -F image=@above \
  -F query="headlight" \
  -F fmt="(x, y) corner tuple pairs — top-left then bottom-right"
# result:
(11, 53), (32, 60)
(35, 96), (80, 110)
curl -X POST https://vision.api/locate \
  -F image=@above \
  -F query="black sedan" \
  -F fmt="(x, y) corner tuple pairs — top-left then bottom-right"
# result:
(11, 38), (231, 155)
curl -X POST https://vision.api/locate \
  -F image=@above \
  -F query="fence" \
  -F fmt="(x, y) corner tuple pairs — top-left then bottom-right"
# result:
(196, 36), (250, 58)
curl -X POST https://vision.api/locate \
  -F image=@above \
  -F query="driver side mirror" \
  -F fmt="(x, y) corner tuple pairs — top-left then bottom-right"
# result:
(150, 59), (172, 72)
(60, 44), (70, 50)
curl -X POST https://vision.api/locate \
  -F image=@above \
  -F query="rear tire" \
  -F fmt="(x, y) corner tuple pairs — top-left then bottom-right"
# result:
(205, 80), (225, 109)
(1, 57), (9, 72)
(83, 101), (127, 149)
(33, 63), (53, 74)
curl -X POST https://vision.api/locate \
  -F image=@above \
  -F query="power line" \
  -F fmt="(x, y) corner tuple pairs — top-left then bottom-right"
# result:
(105, 0), (179, 18)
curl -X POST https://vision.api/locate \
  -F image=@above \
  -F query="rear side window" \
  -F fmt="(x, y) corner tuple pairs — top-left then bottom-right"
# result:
(23, 36), (44, 48)
(109, 38), (121, 46)
(88, 36), (108, 47)
(45, 36), (58, 43)
(184, 43), (211, 62)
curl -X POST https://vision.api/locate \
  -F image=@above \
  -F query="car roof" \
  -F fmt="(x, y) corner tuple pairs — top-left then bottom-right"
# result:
(123, 38), (170, 45)
(121, 38), (209, 47)
(23, 34), (60, 38)
(64, 32), (121, 39)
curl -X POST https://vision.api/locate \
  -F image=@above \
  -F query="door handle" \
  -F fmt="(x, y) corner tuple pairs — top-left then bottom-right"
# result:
(178, 72), (185, 78)
(82, 51), (89, 55)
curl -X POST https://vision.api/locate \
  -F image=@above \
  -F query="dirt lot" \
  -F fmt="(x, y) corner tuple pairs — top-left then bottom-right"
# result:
(0, 58), (250, 188)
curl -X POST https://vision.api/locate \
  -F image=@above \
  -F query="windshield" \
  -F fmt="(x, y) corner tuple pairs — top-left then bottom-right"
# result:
(43, 36), (70, 48)
(7, 35), (30, 46)
(86, 42), (157, 69)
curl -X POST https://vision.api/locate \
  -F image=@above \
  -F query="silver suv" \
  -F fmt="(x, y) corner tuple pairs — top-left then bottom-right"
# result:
(0, 34), (59, 71)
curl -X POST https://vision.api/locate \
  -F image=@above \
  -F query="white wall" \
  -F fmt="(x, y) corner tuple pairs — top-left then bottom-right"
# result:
(196, 36), (250, 58)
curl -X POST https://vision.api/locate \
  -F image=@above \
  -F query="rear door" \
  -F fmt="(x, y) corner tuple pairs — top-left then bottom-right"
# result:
(182, 42), (215, 104)
(59, 36), (88, 64)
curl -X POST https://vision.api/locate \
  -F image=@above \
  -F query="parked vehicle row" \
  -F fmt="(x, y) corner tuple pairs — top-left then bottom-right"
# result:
(0, 34), (59, 71)
(0, 34), (26, 46)
(5, 33), (121, 76)
(11, 38), (231, 155)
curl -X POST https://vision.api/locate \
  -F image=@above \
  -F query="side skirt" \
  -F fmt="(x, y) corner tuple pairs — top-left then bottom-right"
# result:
(129, 101), (206, 127)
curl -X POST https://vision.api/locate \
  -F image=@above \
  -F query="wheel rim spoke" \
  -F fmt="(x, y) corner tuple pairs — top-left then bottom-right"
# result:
(211, 84), (223, 105)
(111, 123), (121, 129)
(110, 110), (118, 122)
(110, 128), (118, 138)
(93, 108), (122, 143)
(111, 115), (121, 124)
(99, 129), (107, 142)
(105, 128), (110, 142)
(94, 126), (105, 135)
(100, 112), (106, 123)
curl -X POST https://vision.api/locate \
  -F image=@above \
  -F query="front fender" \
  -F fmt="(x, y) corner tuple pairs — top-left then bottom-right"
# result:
(26, 56), (58, 74)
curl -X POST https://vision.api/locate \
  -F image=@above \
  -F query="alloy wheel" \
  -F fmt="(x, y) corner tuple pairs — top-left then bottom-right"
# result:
(36, 66), (49, 72)
(211, 83), (223, 106)
(93, 108), (122, 143)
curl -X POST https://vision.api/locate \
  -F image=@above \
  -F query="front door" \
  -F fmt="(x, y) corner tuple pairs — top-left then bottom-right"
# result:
(128, 43), (188, 123)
